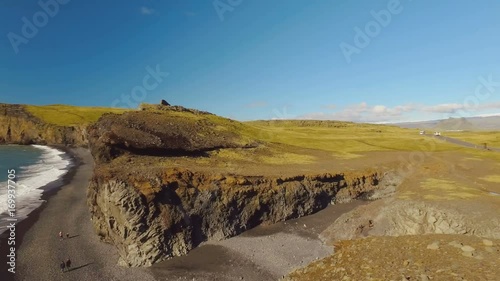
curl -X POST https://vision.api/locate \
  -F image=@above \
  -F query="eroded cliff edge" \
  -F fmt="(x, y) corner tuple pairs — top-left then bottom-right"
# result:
(86, 106), (398, 267)
(0, 103), (87, 146)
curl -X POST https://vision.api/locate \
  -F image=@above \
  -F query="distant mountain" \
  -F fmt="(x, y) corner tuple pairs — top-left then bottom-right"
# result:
(395, 115), (500, 131)
(467, 115), (500, 130)
(434, 117), (475, 131)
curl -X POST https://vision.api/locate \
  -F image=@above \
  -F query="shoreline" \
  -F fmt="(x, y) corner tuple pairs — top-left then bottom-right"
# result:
(4, 147), (154, 281)
(0, 145), (81, 280)
(0, 145), (77, 235)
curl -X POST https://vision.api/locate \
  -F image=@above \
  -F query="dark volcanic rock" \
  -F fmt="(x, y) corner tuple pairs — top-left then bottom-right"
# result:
(88, 168), (391, 267)
(85, 106), (397, 268)
(0, 103), (88, 146)
(88, 110), (255, 163)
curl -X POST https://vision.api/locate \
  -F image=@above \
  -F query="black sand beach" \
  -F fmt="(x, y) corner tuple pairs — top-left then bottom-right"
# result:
(0, 146), (79, 280)
(0, 148), (155, 281)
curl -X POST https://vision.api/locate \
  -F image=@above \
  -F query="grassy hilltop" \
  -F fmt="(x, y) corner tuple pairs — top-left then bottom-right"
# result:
(247, 120), (461, 159)
(25, 104), (130, 126)
(4, 103), (498, 162)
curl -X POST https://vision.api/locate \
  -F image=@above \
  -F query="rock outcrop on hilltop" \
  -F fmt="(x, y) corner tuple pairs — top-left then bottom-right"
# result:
(87, 109), (258, 164)
(86, 106), (396, 267)
(0, 103), (87, 146)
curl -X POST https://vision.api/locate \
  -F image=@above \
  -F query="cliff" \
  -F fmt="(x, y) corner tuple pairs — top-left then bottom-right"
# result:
(0, 102), (401, 267)
(86, 106), (397, 267)
(0, 103), (88, 146)
(88, 169), (390, 267)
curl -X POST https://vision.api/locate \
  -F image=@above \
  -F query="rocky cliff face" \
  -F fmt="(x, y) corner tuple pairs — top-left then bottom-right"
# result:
(88, 168), (391, 267)
(0, 104), (88, 146)
(320, 198), (500, 244)
(0, 103), (398, 267)
(85, 108), (396, 267)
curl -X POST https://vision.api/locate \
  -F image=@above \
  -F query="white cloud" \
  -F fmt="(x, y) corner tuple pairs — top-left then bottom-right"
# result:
(300, 102), (416, 123)
(372, 105), (387, 114)
(299, 101), (500, 123)
(477, 101), (500, 110)
(141, 7), (155, 15)
(423, 103), (464, 113)
(423, 101), (500, 115)
(245, 101), (268, 108)
(474, 112), (500, 117)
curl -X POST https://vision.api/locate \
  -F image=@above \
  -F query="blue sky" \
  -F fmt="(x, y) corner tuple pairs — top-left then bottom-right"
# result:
(1, 0), (500, 122)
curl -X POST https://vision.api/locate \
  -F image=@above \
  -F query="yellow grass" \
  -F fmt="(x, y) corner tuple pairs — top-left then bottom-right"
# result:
(420, 178), (480, 200)
(259, 152), (316, 165)
(462, 149), (500, 162)
(331, 152), (363, 159)
(479, 175), (500, 183)
(25, 104), (130, 126)
(245, 121), (461, 154)
(24, 104), (500, 167)
(446, 131), (500, 148)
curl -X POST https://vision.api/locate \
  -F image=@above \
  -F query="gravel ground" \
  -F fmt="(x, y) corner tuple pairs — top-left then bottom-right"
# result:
(149, 200), (366, 281)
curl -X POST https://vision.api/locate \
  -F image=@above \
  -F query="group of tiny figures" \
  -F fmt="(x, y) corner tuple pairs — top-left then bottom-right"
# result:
(59, 231), (70, 240)
(60, 258), (72, 273)
(58, 231), (72, 273)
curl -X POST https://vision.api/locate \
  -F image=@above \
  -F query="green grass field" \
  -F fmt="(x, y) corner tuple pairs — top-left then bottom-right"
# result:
(245, 120), (461, 154)
(25, 104), (130, 126)
(24, 104), (490, 157)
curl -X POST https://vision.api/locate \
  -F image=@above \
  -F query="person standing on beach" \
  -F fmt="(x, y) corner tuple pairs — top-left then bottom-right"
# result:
(66, 258), (72, 271)
(59, 231), (63, 240)
(66, 232), (70, 239)
(60, 261), (66, 273)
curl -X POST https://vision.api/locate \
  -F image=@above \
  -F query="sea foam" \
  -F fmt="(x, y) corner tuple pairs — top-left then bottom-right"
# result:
(0, 145), (72, 231)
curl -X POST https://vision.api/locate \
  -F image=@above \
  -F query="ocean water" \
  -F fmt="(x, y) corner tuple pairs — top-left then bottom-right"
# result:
(0, 145), (72, 232)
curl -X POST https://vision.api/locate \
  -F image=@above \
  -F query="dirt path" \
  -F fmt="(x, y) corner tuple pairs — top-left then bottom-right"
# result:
(429, 134), (500, 152)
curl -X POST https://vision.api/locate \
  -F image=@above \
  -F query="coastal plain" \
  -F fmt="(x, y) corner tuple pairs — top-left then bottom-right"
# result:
(0, 103), (499, 280)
